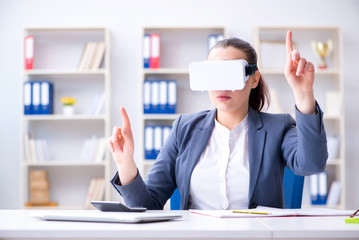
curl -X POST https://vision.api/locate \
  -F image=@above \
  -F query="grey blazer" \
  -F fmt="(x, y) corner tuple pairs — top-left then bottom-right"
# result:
(111, 105), (328, 209)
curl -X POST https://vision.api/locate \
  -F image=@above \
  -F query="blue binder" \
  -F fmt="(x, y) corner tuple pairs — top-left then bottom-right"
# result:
(159, 80), (168, 113)
(23, 81), (32, 115)
(162, 126), (172, 146)
(143, 80), (152, 113)
(153, 126), (162, 157)
(144, 80), (177, 114)
(143, 34), (150, 68)
(207, 34), (225, 52)
(144, 125), (155, 159)
(31, 81), (41, 114)
(40, 81), (53, 114)
(151, 81), (160, 113)
(167, 80), (177, 114)
(310, 172), (328, 205)
(207, 34), (218, 52)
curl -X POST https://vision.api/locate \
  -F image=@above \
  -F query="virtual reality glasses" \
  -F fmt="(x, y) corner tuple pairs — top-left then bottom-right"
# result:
(189, 59), (257, 91)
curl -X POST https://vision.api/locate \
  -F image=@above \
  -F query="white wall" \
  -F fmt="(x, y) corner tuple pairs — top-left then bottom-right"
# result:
(0, 0), (358, 209)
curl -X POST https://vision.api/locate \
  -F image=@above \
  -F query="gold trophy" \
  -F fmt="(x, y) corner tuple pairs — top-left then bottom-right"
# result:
(312, 40), (333, 69)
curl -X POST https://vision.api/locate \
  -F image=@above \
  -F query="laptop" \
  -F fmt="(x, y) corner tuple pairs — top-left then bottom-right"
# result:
(33, 211), (182, 223)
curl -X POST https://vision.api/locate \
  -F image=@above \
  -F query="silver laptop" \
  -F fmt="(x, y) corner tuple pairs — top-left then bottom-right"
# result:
(34, 211), (182, 223)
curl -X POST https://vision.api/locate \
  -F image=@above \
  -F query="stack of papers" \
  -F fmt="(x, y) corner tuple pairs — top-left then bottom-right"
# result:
(190, 206), (354, 218)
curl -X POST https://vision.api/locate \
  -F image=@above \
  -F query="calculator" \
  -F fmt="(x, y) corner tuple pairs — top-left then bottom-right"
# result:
(91, 201), (147, 212)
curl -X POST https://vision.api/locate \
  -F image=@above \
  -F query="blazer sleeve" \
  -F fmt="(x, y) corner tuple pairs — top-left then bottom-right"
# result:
(281, 102), (328, 175)
(110, 115), (182, 210)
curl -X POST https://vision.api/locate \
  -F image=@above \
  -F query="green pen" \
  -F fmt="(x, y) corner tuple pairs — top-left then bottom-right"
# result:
(345, 218), (359, 223)
(345, 209), (359, 223)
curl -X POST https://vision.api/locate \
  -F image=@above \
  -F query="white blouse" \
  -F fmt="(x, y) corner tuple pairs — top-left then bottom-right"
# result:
(188, 115), (249, 210)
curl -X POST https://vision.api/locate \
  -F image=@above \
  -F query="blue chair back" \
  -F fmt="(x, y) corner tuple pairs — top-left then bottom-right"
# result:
(283, 167), (304, 209)
(170, 188), (181, 210)
(170, 167), (304, 210)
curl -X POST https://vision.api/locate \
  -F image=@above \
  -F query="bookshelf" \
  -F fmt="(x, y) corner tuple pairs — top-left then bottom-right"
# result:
(139, 26), (228, 183)
(254, 26), (345, 209)
(20, 27), (111, 209)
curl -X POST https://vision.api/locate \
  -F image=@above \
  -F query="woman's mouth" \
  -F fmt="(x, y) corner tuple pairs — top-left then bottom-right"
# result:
(217, 95), (231, 102)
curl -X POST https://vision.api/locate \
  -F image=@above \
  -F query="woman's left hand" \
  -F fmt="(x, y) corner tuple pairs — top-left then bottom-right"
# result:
(285, 30), (316, 114)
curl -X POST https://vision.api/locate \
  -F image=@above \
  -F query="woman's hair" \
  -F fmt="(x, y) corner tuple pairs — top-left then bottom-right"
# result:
(209, 38), (270, 112)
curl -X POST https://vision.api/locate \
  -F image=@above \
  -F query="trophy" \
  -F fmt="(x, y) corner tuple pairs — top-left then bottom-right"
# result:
(312, 40), (333, 69)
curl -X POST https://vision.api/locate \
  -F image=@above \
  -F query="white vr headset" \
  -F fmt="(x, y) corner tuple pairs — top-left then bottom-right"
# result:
(189, 59), (258, 91)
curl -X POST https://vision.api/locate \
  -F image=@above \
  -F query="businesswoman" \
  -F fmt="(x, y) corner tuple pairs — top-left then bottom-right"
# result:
(108, 31), (328, 210)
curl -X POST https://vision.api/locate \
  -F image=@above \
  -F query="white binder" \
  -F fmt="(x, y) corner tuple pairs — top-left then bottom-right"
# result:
(151, 81), (159, 113)
(168, 80), (177, 113)
(32, 82), (41, 114)
(24, 81), (32, 114)
(154, 126), (162, 156)
(143, 80), (151, 113)
(159, 80), (167, 113)
(144, 126), (154, 159)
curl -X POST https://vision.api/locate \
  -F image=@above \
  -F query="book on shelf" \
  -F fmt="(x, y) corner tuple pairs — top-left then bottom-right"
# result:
(327, 136), (340, 161)
(94, 92), (106, 115)
(326, 91), (342, 117)
(24, 35), (34, 70)
(83, 178), (105, 209)
(24, 136), (51, 163)
(327, 181), (341, 207)
(80, 136), (107, 162)
(90, 42), (105, 70)
(93, 138), (107, 163)
(23, 133), (32, 162)
(88, 92), (106, 115)
(78, 42), (105, 70)
(78, 42), (90, 70)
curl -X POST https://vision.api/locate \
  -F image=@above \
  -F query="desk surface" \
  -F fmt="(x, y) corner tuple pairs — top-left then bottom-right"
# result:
(0, 210), (358, 240)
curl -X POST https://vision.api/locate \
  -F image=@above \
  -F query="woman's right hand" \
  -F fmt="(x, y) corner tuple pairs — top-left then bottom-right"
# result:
(108, 106), (137, 185)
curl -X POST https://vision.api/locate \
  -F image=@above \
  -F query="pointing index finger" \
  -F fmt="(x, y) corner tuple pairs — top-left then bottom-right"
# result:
(120, 106), (132, 131)
(286, 30), (293, 55)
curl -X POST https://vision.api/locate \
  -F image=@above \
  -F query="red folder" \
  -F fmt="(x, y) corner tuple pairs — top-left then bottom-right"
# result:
(24, 35), (34, 70)
(150, 34), (160, 68)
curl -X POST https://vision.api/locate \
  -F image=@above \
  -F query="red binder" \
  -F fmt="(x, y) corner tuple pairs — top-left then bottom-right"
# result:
(150, 34), (160, 68)
(24, 35), (34, 70)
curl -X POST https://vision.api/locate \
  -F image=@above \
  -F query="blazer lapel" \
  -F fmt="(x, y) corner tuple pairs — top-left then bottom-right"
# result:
(248, 108), (266, 201)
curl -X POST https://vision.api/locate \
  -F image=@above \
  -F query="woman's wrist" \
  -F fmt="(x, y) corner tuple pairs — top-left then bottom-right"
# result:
(116, 160), (138, 186)
(293, 90), (316, 114)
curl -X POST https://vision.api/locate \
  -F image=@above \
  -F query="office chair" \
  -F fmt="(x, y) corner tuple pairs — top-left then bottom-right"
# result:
(170, 167), (304, 210)
(283, 167), (304, 209)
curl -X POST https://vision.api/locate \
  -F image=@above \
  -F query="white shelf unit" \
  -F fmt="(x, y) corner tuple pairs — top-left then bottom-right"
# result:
(20, 27), (111, 209)
(254, 26), (345, 209)
(139, 27), (228, 177)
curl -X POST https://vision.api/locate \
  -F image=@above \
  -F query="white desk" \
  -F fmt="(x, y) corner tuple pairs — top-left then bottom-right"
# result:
(0, 210), (358, 240)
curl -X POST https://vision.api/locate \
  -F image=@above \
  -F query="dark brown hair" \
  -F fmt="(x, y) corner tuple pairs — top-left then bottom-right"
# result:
(209, 38), (270, 112)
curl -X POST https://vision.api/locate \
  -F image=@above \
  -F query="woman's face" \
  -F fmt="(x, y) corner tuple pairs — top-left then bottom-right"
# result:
(207, 46), (259, 114)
